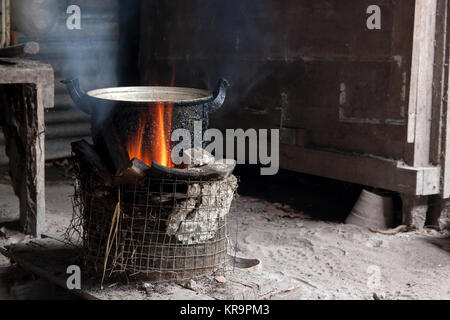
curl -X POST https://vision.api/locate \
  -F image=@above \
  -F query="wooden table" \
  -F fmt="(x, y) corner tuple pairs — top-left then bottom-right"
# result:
(0, 59), (54, 237)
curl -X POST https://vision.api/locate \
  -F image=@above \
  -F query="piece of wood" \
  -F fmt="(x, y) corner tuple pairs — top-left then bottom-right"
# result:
(0, 58), (16, 65)
(429, 0), (449, 165)
(280, 128), (311, 147)
(116, 158), (150, 178)
(439, 0), (450, 199)
(0, 59), (54, 237)
(113, 158), (150, 185)
(369, 225), (412, 235)
(0, 59), (54, 109)
(2, 240), (97, 300)
(280, 145), (440, 196)
(0, 84), (45, 237)
(141, 0), (415, 164)
(94, 124), (130, 176)
(407, 0), (438, 167)
(0, 42), (40, 58)
(2, 0), (11, 48)
(71, 140), (113, 185)
(10, 31), (18, 46)
(2, 239), (298, 300)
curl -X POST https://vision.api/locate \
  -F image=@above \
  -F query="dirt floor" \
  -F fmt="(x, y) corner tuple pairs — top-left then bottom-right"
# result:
(0, 164), (449, 300)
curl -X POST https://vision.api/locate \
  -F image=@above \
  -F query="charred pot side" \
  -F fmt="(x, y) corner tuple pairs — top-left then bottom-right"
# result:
(62, 79), (230, 175)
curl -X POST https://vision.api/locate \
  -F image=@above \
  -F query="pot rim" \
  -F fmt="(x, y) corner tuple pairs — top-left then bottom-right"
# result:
(87, 86), (213, 104)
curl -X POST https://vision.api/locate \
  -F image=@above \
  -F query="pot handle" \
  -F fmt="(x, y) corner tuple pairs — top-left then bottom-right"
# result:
(61, 78), (92, 115)
(206, 78), (230, 114)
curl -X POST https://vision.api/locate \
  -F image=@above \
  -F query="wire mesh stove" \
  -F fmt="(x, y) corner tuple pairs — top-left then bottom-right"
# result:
(68, 156), (238, 284)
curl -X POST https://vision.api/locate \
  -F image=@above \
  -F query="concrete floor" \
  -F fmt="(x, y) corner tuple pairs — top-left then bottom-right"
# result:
(0, 166), (449, 300)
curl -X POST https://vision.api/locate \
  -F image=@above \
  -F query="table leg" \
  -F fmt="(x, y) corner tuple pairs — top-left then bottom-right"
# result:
(0, 84), (45, 237)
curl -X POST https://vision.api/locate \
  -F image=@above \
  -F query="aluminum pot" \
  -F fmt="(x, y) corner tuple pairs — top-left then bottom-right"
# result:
(62, 79), (230, 173)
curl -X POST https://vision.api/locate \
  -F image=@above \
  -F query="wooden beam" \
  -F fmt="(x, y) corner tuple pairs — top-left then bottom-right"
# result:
(407, 0), (438, 167)
(429, 0), (449, 165)
(280, 145), (440, 196)
(0, 60), (54, 237)
(440, 0), (450, 199)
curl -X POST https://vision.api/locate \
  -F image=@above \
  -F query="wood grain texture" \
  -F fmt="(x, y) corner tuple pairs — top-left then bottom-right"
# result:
(140, 0), (415, 161)
(407, 0), (438, 167)
(0, 60), (54, 237)
(0, 84), (44, 236)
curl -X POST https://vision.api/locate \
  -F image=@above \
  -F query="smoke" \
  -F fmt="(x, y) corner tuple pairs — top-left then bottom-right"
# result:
(58, 3), (119, 91)
(141, 0), (276, 113)
(174, 1), (273, 87)
(50, 1), (275, 121)
(53, 0), (138, 93)
(53, 0), (140, 127)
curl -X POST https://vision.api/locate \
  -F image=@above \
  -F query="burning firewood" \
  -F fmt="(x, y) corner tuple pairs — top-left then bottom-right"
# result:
(117, 158), (150, 178)
(113, 158), (151, 186)
(94, 124), (131, 176)
(71, 140), (113, 185)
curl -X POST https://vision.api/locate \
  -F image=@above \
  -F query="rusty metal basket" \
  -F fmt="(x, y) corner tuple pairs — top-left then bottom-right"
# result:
(68, 156), (238, 284)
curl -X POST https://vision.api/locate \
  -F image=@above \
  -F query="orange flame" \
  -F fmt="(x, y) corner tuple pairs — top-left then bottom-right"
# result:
(155, 101), (174, 167)
(126, 102), (174, 168)
(127, 71), (175, 168)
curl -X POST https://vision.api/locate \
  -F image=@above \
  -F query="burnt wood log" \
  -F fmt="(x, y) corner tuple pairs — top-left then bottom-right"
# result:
(71, 140), (113, 185)
(113, 158), (150, 186)
(94, 123), (130, 176)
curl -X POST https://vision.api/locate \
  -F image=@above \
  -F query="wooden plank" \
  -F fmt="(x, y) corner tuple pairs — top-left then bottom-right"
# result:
(2, 239), (299, 301)
(429, 0), (448, 165)
(1, 241), (97, 300)
(280, 145), (440, 196)
(0, 59), (54, 109)
(407, 0), (438, 167)
(280, 128), (310, 147)
(142, 1), (416, 161)
(440, 0), (450, 199)
(143, 0), (400, 62)
(0, 60), (53, 237)
(0, 85), (46, 237)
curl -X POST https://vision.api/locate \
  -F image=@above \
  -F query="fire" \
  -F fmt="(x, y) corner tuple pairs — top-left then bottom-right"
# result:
(155, 101), (174, 167)
(127, 102), (174, 168)
(127, 72), (175, 168)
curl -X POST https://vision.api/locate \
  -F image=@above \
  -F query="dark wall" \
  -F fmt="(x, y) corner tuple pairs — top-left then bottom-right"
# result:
(118, 0), (141, 86)
(139, 0), (415, 160)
